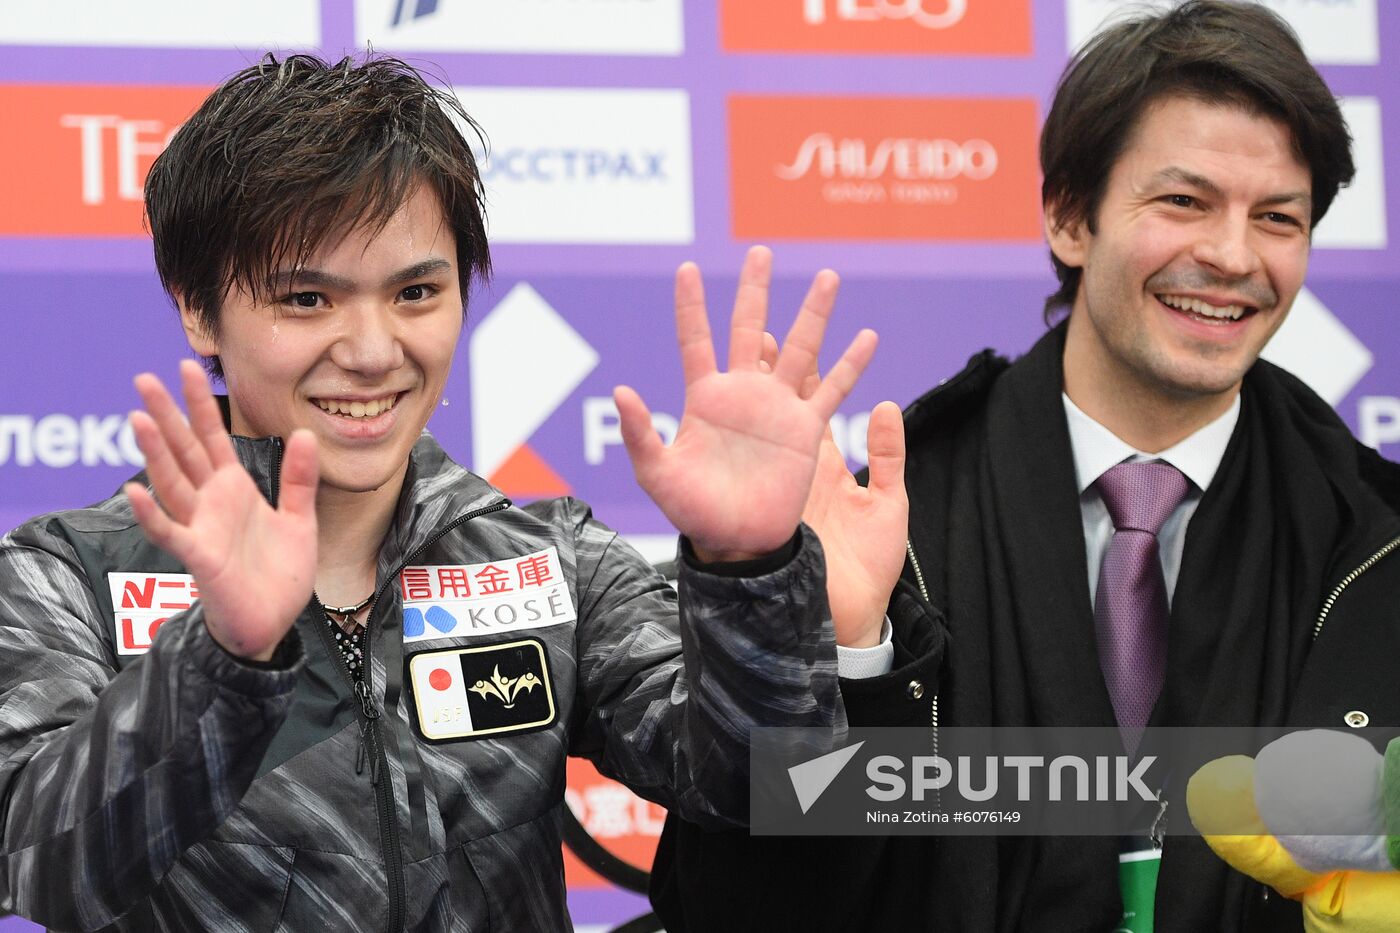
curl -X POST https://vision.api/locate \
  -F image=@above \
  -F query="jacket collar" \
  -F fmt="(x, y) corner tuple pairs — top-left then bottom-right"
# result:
(221, 419), (508, 570)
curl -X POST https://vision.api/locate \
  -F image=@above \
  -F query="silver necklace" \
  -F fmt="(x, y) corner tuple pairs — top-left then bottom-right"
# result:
(320, 593), (373, 631)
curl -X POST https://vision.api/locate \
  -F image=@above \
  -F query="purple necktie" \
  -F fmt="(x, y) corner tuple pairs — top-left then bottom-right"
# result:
(1093, 461), (1189, 733)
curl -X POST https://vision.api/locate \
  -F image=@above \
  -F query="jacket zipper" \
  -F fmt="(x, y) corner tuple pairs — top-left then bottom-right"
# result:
(1312, 533), (1400, 642)
(354, 498), (509, 933)
(904, 540), (939, 762)
(272, 437), (510, 933)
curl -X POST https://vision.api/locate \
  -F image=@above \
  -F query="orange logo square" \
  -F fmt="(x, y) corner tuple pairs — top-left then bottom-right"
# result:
(729, 95), (1042, 241)
(720, 0), (1032, 55)
(0, 84), (210, 237)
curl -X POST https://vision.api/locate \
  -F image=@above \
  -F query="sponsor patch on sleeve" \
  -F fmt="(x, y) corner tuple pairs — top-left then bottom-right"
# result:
(106, 571), (199, 655)
(399, 547), (576, 644)
(406, 638), (557, 742)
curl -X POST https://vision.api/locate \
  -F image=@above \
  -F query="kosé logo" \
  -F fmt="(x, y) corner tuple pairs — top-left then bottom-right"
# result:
(358, 0), (683, 55)
(454, 87), (693, 245)
(730, 96), (1039, 241)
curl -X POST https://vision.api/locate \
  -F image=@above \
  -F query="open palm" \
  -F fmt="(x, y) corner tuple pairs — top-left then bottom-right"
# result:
(615, 246), (877, 562)
(125, 361), (319, 661)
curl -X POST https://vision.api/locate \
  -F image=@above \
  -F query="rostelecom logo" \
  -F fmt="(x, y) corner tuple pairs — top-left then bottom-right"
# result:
(469, 283), (599, 496)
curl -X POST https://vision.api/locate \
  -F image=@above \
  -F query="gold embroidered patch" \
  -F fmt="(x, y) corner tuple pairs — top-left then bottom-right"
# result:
(406, 638), (556, 742)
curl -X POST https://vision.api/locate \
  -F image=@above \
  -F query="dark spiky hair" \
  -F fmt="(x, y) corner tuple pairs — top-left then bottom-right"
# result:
(145, 52), (490, 378)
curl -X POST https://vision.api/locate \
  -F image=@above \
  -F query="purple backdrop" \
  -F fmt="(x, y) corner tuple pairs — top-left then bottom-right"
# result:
(1, 1), (1394, 929)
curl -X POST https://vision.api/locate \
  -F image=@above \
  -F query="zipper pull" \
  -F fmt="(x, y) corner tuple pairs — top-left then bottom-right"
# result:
(1150, 793), (1169, 850)
(354, 678), (381, 721)
(353, 680), (381, 783)
(356, 719), (380, 785)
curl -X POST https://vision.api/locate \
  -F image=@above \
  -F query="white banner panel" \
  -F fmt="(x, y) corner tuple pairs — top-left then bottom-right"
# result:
(454, 86), (694, 244)
(0, 0), (320, 49)
(1315, 98), (1387, 250)
(356, 0), (684, 55)
(1065, 0), (1379, 65)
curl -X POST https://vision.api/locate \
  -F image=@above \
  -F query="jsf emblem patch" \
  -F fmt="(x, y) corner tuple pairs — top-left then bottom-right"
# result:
(400, 547), (576, 644)
(407, 638), (557, 742)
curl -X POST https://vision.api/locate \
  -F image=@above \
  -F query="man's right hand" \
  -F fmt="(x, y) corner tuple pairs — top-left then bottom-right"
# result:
(125, 360), (319, 662)
(802, 401), (908, 649)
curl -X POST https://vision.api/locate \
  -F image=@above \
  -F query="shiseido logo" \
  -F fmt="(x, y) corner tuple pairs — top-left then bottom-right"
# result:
(776, 134), (998, 181)
(801, 0), (968, 29)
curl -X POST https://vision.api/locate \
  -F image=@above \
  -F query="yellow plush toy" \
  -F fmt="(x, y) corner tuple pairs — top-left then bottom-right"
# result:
(1187, 730), (1400, 932)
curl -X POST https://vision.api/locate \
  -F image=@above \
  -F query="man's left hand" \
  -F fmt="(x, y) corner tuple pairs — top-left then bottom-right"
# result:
(615, 245), (877, 564)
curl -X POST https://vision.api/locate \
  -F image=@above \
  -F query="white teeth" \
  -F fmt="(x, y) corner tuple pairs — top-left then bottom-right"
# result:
(1160, 294), (1245, 321)
(314, 394), (399, 418)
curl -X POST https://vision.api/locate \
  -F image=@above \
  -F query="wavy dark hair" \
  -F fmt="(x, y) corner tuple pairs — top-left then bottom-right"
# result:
(1040, 0), (1354, 322)
(145, 53), (491, 378)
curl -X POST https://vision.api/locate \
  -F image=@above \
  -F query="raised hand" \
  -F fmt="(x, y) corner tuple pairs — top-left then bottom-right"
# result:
(124, 360), (319, 661)
(801, 403), (908, 648)
(614, 246), (877, 563)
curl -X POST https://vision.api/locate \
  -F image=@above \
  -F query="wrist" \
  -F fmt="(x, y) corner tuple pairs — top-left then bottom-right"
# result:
(690, 545), (766, 564)
(205, 615), (277, 663)
(683, 530), (802, 576)
(837, 619), (885, 649)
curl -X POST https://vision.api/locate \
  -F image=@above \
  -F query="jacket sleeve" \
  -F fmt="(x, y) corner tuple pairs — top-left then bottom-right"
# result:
(0, 520), (303, 931)
(563, 501), (845, 829)
(838, 577), (949, 728)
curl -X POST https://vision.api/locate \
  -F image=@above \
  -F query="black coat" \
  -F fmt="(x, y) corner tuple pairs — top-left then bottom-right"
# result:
(652, 334), (1400, 932)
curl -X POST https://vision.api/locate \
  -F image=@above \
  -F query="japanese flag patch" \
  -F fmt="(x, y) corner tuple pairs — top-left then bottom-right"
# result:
(406, 638), (557, 742)
(399, 547), (576, 644)
(107, 572), (200, 655)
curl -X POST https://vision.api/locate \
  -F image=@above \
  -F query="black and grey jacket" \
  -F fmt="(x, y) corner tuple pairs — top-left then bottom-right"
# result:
(0, 432), (844, 932)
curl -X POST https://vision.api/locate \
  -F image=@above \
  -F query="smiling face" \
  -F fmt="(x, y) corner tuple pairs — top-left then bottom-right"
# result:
(181, 184), (462, 498)
(1053, 95), (1313, 424)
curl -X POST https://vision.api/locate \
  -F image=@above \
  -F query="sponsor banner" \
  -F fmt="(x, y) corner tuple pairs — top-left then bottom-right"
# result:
(107, 572), (198, 655)
(1314, 98), (1387, 251)
(400, 549), (577, 644)
(0, 85), (208, 236)
(7, 273), (1400, 537)
(0, 0), (319, 49)
(355, 0), (684, 56)
(454, 87), (693, 245)
(1306, 280), (1400, 460)
(1065, 0), (1380, 65)
(456, 275), (1053, 535)
(728, 96), (1040, 241)
(0, 414), (142, 469)
(563, 758), (666, 888)
(720, 0), (1032, 55)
